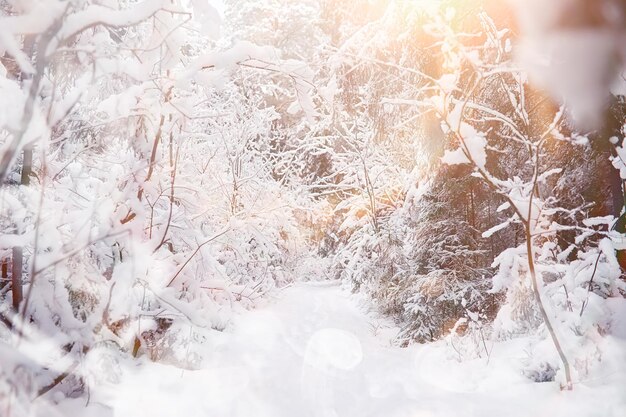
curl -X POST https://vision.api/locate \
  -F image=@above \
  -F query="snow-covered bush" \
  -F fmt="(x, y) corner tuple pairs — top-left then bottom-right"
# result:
(0, 0), (322, 409)
(324, 2), (626, 392)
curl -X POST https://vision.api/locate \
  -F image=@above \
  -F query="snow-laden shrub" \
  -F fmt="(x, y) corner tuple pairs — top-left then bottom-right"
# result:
(333, 179), (498, 345)
(491, 235), (626, 383)
(0, 2), (322, 408)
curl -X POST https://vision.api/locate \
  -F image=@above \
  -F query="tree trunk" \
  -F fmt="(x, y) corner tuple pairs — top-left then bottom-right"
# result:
(525, 230), (573, 390)
(1, 257), (8, 292)
(11, 247), (23, 312)
(20, 145), (33, 185)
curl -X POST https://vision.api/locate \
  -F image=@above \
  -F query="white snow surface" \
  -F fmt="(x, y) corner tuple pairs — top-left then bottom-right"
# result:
(36, 282), (626, 417)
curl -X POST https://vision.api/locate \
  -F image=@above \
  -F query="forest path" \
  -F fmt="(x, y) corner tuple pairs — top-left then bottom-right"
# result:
(83, 282), (622, 417)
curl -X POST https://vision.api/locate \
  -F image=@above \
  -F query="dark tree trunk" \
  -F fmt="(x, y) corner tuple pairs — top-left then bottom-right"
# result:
(11, 247), (22, 312)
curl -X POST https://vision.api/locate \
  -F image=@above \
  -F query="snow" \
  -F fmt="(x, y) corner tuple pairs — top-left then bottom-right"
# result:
(441, 147), (469, 165)
(441, 133), (488, 170)
(482, 219), (511, 238)
(462, 132), (488, 170)
(30, 282), (626, 417)
(437, 73), (458, 94)
(441, 104), (488, 170)
(583, 216), (615, 228)
(58, 1), (178, 46)
(185, 41), (317, 121)
(2, 1), (626, 416)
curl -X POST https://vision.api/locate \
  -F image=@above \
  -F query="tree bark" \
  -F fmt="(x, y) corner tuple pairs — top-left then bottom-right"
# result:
(525, 231), (573, 390)
(11, 247), (23, 312)
(1, 257), (8, 291)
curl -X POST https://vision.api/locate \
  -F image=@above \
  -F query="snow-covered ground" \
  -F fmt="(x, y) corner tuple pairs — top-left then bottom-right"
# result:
(38, 282), (626, 417)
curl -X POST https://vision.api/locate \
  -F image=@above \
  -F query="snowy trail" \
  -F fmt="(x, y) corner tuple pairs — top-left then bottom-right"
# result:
(69, 282), (625, 417)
